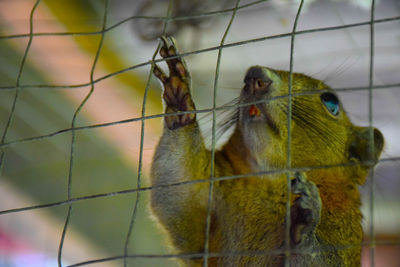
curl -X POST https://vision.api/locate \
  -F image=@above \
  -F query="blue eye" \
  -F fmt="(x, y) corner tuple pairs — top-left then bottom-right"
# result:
(320, 92), (339, 116)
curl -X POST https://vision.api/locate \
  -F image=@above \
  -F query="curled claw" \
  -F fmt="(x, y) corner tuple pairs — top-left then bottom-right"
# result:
(159, 36), (176, 58)
(290, 172), (321, 246)
(159, 36), (190, 82)
(153, 64), (167, 83)
(153, 36), (196, 130)
(291, 172), (309, 196)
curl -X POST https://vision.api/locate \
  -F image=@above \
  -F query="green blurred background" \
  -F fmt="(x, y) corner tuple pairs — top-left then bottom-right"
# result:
(0, 0), (172, 266)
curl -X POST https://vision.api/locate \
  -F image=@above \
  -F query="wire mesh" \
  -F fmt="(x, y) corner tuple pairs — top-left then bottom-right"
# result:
(0, 0), (400, 266)
(57, 1), (110, 266)
(202, 1), (242, 266)
(283, 1), (305, 265)
(368, 0), (377, 265)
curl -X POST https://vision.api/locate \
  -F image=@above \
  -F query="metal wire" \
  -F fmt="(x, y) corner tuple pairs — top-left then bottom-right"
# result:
(202, 1), (241, 265)
(0, 0), (268, 41)
(2, 156), (400, 215)
(0, 0), (41, 176)
(1, 0), (399, 266)
(0, 16), (399, 91)
(64, 239), (400, 267)
(122, 1), (174, 266)
(284, 1), (304, 266)
(1, 82), (399, 151)
(368, 1), (376, 266)
(57, 1), (109, 266)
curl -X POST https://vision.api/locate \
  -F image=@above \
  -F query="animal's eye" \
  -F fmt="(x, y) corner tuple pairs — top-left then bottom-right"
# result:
(320, 92), (339, 116)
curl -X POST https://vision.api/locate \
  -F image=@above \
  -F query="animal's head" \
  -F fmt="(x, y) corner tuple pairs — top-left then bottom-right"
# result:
(238, 66), (384, 183)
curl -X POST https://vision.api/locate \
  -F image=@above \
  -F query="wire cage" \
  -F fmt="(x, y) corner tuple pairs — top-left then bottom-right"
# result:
(0, 0), (399, 266)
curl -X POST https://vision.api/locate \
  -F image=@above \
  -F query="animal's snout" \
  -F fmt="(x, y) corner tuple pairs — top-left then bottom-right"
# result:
(244, 66), (271, 95)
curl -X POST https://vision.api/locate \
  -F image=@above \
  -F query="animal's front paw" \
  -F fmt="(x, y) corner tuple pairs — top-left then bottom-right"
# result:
(290, 172), (321, 247)
(153, 36), (196, 130)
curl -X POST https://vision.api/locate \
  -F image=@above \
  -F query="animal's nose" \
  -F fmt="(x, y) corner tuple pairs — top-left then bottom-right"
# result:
(244, 77), (271, 95)
(244, 66), (271, 95)
(246, 78), (269, 94)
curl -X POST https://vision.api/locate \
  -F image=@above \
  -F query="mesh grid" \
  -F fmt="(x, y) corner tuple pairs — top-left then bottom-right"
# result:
(0, 0), (400, 266)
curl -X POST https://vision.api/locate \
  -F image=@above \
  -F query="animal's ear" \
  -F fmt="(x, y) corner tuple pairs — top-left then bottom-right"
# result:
(348, 126), (384, 167)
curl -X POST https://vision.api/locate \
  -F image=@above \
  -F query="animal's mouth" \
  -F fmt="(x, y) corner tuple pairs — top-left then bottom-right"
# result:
(247, 103), (279, 135)
(249, 104), (261, 117)
(242, 66), (279, 134)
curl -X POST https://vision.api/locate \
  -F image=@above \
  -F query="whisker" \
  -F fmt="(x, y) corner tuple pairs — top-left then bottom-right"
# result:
(199, 96), (240, 147)
(280, 100), (346, 157)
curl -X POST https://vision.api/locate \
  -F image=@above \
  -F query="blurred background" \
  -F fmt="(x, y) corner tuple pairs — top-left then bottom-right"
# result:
(0, 0), (399, 266)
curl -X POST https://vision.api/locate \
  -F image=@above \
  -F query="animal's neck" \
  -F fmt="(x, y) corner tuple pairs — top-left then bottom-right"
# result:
(222, 125), (272, 174)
